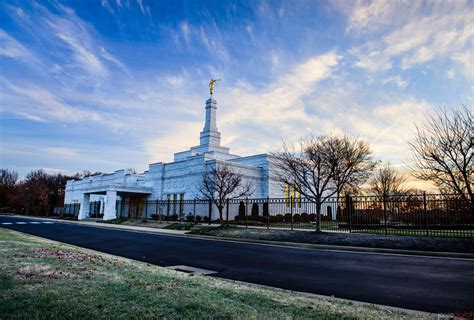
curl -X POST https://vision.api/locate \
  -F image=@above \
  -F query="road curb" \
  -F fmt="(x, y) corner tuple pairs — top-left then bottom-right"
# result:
(3, 214), (474, 260)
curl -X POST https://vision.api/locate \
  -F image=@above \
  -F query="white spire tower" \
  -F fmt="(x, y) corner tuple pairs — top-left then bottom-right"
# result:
(199, 97), (221, 147)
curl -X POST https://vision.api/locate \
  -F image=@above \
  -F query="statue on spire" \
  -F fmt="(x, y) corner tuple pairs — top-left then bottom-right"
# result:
(209, 79), (220, 97)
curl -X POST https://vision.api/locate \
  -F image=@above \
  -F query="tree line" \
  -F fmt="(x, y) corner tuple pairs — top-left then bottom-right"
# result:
(0, 170), (103, 213)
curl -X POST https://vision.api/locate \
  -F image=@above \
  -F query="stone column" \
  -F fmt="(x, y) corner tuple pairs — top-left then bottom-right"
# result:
(78, 193), (90, 220)
(103, 190), (118, 220)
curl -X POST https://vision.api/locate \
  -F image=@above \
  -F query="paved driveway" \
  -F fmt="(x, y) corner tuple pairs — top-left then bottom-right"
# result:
(1, 215), (474, 313)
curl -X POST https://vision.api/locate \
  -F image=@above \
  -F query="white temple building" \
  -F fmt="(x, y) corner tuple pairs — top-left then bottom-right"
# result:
(64, 96), (284, 220)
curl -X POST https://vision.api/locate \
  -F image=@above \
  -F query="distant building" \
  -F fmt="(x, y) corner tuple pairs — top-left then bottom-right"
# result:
(65, 97), (285, 220)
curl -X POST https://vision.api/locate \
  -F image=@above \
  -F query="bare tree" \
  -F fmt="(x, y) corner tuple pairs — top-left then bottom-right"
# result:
(327, 135), (378, 198)
(0, 169), (19, 207)
(0, 169), (18, 186)
(369, 163), (408, 198)
(199, 162), (252, 224)
(272, 134), (376, 232)
(408, 106), (473, 207)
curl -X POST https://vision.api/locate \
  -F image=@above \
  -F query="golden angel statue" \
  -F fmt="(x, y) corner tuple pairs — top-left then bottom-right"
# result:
(209, 79), (221, 96)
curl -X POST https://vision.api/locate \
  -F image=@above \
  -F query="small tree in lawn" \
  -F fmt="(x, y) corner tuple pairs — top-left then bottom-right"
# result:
(199, 162), (252, 224)
(272, 134), (376, 232)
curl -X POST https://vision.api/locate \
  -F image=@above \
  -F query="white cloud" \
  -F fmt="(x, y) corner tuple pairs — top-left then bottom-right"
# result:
(353, 50), (392, 72)
(16, 112), (47, 122)
(278, 7), (285, 18)
(246, 24), (253, 34)
(344, 1), (473, 75)
(166, 74), (185, 88)
(384, 75), (408, 88)
(343, 0), (410, 33)
(0, 29), (33, 62)
(180, 21), (191, 44)
(452, 51), (473, 77)
(446, 69), (456, 79)
(1, 78), (102, 123)
(199, 26), (231, 63)
(38, 3), (126, 79)
(144, 122), (202, 163)
(46, 147), (78, 158)
(55, 31), (105, 75)
(136, 0), (145, 14)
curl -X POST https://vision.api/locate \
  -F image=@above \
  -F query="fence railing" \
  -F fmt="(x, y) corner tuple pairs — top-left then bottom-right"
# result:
(0, 203), (80, 218)
(111, 194), (473, 237)
(6, 194), (473, 238)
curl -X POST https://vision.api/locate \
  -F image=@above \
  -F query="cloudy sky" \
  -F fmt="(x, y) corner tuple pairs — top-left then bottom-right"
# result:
(0, 0), (472, 187)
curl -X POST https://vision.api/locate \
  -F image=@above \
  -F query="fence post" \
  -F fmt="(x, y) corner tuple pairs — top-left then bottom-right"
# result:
(226, 199), (229, 225)
(346, 194), (352, 233)
(383, 194), (388, 235)
(127, 200), (130, 220)
(424, 192), (429, 236)
(208, 199), (212, 225)
(193, 198), (196, 217)
(266, 197), (270, 230)
(155, 200), (159, 223)
(144, 200), (148, 222)
(290, 196), (294, 231)
(245, 197), (248, 228)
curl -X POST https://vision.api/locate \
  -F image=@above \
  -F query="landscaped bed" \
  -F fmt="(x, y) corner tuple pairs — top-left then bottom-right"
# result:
(0, 228), (433, 319)
(189, 225), (474, 254)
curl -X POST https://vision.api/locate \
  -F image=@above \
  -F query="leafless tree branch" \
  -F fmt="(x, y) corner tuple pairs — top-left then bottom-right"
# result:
(408, 105), (473, 207)
(199, 161), (253, 224)
(272, 133), (376, 232)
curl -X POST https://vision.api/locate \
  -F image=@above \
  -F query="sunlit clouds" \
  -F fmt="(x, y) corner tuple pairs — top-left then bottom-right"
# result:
(0, 0), (472, 189)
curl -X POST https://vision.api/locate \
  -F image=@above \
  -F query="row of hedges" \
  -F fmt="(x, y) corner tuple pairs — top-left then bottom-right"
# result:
(235, 212), (334, 223)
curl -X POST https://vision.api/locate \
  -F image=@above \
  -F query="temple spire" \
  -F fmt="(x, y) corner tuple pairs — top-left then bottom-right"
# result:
(199, 97), (221, 147)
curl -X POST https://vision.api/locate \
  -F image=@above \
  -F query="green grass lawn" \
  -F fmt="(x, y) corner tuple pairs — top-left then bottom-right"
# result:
(0, 228), (433, 320)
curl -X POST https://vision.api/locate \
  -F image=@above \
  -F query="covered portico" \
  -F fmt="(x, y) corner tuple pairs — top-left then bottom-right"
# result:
(78, 185), (152, 220)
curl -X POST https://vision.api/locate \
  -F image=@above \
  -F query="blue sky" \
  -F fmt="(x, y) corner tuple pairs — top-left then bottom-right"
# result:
(0, 0), (472, 188)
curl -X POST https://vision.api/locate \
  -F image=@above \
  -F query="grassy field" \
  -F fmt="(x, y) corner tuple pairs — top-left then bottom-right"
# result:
(0, 228), (434, 320)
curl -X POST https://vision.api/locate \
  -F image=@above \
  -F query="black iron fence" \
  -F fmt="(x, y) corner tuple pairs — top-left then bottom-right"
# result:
(5, 194), (473, 238)
(0, 203), (80, 218)
(112, 194), (473, 238)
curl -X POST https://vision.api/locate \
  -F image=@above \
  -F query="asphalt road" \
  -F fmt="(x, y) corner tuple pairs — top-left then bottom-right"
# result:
(1, 215), (474, 314)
